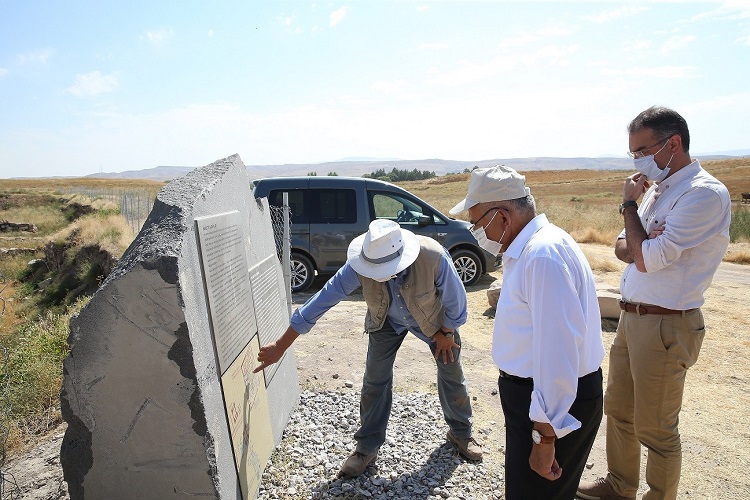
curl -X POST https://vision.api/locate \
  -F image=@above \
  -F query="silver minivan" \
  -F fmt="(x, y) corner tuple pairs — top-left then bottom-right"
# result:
(253, 176), (500, 292)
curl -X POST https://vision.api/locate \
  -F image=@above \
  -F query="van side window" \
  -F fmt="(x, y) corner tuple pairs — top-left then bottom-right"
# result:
(268, 189), (307, 224)
(310, 189), (357, 224)
(369, 191), (445, 226)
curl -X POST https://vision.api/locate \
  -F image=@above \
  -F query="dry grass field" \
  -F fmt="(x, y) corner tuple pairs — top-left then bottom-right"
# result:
(1, 158), (749, 498)
(404, 158), (750, 251)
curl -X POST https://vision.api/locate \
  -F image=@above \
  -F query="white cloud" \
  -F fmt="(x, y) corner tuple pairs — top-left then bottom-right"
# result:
(67, 71), (119, 98)
(143, 28), (174, 44)
(369, 80), (417, 100)
(426, 44), (579, 87)
(279, 15), (294, 27)
(600, 65), (698, 79)
(585, 5), (648, 24)
(0, 68), (7, 78)
(660, 35), (697, 55)
(682, 1), (750, 24)
(330, 7), (350, 27)
(735, 34), (750, 45)
(625, 40), (651, 52)
(420, 42), (448, 50)
(498, 25), (572, 50)
(17, 49), (53, 65)
(416, 5), (430, 13)
(208, 29), (214, 38)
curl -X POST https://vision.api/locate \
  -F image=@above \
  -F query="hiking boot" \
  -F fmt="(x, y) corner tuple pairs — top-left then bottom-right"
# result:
(577, 477), (635, 500)
(338, 450), (377, 478)
(446, 430), (483, 461)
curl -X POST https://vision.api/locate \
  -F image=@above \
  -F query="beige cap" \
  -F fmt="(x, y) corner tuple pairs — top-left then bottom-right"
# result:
(449, 165), (531, 215)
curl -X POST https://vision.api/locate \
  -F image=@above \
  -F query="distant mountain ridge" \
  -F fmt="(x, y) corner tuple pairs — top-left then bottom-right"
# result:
(84, 153), (749, 182)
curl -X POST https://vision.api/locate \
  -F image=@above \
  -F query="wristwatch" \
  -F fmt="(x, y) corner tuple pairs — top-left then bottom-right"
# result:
(619, 200), (638, 215)
(440, 327), (454, 338)
(531, 429), (556, 445)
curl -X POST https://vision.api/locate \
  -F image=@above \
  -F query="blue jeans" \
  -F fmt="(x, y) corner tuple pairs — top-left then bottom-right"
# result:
(354, 320), (473, 455)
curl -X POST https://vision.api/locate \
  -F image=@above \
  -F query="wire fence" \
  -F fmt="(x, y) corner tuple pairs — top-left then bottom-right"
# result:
(58, 187), (156, 234)
(269, 205), (287, 262)
(0, 271), (21, 499)
(268, 203), (292, 316)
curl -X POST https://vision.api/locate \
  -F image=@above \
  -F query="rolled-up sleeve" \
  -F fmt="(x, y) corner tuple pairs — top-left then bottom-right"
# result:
(434, 250), (467, 330)
(526, 257), (585, 438)
(641, 188), (727, 273)
(290, 263), (361, 334)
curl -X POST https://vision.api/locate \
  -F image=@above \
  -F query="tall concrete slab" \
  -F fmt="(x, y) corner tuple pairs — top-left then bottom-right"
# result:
(60, 154), (299, 499)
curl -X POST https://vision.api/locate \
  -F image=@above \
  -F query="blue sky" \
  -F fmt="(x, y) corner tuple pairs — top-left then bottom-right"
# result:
(1, 1), (749, 178)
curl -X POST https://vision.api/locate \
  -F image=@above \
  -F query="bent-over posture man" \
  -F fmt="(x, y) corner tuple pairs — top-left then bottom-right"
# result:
(254, 219), (482, 477)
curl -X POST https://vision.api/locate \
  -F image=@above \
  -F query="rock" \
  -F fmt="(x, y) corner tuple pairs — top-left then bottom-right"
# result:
(487, 279), (502, 308)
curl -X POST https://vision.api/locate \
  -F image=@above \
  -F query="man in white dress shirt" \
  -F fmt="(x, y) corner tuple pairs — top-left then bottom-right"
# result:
(578, 107), (731, 500)
(450, 165), (605, 500)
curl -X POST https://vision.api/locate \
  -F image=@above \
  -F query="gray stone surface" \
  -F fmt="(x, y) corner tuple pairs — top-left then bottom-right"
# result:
(60, 154), (298, 499)
(486, 279), (502, 309)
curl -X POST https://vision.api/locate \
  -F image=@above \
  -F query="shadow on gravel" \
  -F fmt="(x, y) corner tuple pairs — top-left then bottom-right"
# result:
(310, 443), (464, 499)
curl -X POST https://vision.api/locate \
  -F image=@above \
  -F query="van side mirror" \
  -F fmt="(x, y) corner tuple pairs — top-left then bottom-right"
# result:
(417, 215), (432, 227)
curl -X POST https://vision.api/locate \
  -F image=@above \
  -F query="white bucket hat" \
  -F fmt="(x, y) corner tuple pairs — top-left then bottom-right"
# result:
(348, 219), (420, 280)
(449, 165), (531, 214)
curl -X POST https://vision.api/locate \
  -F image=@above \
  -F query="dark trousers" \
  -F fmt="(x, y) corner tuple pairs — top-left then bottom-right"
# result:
(499, 368), (603, 500)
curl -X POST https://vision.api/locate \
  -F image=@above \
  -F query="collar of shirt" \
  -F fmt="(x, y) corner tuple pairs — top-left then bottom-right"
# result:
(656, 159), (700, 191)
(503, 213), (549, 261)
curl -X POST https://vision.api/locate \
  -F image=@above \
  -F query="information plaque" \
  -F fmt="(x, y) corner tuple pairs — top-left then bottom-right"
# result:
(195, 211), (257, 374)
(249, 255), (289, 385)
(220, 338), (274, 498)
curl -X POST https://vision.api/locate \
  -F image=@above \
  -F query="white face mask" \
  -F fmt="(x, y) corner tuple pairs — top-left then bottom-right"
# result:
(470, 210), (506, 255)
(633, 140), (674, 182)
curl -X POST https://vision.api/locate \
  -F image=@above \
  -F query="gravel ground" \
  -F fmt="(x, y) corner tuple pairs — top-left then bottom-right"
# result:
(258, 391), (504, 500)
(3, 390), (504, 500)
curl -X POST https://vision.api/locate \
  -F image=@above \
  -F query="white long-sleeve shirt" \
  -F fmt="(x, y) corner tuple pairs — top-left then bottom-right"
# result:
(493, 214), (604, 438)
(619, 160), (731, 310)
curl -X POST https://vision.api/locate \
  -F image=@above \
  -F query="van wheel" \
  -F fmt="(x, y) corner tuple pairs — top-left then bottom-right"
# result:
(451, 249), (482, 287)
(290, 253), (315, 293)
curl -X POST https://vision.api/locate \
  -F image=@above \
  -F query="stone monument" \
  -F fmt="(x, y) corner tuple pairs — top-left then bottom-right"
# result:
(60, 154), (298, 499)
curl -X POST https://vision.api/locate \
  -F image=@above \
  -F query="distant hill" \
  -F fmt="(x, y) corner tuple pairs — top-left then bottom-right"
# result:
(84, 154), (749, 182)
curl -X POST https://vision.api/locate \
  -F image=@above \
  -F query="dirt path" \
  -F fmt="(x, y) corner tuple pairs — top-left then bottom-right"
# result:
(293, 242), (750, 499)
(5, 243), (749, 499)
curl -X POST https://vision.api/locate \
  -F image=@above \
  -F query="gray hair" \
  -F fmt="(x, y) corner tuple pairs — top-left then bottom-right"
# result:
(485, 194), (536, 217)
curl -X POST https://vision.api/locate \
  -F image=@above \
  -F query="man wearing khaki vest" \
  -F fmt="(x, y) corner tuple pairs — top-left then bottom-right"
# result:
(254, 219), (482, 477)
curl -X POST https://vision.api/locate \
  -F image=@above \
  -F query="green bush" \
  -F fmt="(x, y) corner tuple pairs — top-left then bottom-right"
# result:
(730, 207), (750, 243)
(2, 298), (87, 423)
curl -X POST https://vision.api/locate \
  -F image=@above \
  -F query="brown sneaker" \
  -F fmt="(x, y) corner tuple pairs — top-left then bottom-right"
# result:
(446, 430), (483, 461)
(338, 450), (378, 478)
(577, 477), (635, 500)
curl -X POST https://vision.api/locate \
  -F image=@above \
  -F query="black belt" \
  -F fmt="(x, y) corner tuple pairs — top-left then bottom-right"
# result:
(619, 300), (697, 316)
(499, 368), (602, 386)
(499, 370), (532, 384)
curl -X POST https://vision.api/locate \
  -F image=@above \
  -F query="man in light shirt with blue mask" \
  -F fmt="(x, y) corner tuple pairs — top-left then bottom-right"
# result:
(450, 165), (605, 500)
(578, 106), (731, 500)
(254, 218), (482, 478)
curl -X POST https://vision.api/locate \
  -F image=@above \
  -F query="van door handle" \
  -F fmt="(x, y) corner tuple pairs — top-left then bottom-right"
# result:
(437, 232), (447, 237)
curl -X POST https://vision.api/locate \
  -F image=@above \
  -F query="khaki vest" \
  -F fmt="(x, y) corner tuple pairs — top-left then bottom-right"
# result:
(360, 236), (446, 337)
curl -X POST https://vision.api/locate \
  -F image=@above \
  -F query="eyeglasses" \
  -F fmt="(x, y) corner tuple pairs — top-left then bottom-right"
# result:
(469, 208), (499, 230)
(627, 137), (670, 159)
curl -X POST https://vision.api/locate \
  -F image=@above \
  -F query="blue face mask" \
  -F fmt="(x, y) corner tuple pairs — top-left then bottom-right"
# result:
(633, 140), (674, 182)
